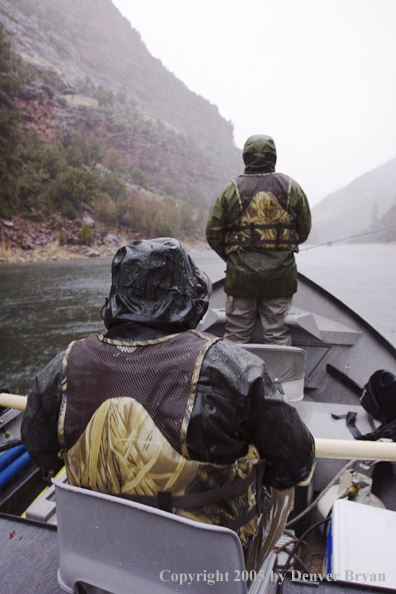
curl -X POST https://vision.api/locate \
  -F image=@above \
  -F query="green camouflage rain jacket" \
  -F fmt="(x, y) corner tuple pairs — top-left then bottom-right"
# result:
(206, 135), (311, 298)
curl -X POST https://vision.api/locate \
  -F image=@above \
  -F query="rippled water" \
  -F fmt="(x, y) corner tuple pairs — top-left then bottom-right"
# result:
(296, 243), (396, 347)
(0, 258), (112, 394)
(1, 244), (395, 395)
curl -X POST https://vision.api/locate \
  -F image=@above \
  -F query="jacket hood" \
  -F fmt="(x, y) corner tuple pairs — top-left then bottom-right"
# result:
(243, 135), (277, 170)
(103, 238), (210, 332)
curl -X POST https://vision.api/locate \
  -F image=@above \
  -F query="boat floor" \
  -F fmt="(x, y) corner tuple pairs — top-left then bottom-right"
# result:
(1, 511), (393, 594)
(0, 513), (64, 594)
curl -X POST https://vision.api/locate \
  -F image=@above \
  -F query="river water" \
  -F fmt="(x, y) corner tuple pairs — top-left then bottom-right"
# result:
(0, 244), (395, 395)
(296, 243), (396, 347)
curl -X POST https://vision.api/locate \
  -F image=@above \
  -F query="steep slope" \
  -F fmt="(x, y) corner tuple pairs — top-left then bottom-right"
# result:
(0, 0), (241, 200)
(311, 156), (396, 244)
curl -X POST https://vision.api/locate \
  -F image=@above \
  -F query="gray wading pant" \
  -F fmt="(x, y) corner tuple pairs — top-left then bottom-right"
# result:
(224, 295), (293, 345)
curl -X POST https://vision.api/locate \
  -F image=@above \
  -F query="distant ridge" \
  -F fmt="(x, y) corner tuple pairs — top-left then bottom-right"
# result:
(311, 156), (396, 243)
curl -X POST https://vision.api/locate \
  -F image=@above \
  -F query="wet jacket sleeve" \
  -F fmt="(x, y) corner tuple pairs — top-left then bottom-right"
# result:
(289, 180), (311, 245)
(21, 351), (64, 472)
(205, 182), (241, 261)
(187, 340), (315, 489)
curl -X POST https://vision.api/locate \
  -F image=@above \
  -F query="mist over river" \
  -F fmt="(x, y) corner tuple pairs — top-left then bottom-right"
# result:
(0, 244), (395, 395)
(296, 244), (396, 348)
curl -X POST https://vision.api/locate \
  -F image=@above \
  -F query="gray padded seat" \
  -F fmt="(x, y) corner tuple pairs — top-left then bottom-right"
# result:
(53, 479), (275, 594)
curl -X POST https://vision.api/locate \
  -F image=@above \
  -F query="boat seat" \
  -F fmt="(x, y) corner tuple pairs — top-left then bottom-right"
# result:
(239, 344), (306, 403)
(53, 479), (275, 594)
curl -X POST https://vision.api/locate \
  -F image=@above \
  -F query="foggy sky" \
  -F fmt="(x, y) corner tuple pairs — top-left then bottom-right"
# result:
(112, 0), (396, 206)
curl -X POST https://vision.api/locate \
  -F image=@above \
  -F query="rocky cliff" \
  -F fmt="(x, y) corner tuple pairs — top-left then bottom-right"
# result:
(0, 0), (241, 200)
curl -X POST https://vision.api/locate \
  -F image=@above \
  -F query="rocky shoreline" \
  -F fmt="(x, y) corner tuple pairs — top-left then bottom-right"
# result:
(0, 215), (124, 264)
(0, 241), (119, 264)
(0, 216), (207, 264)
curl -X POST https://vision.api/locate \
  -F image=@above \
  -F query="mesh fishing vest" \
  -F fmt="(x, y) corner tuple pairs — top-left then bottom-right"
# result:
(58, 331), (265, 544)
(224, 173), (299, 254)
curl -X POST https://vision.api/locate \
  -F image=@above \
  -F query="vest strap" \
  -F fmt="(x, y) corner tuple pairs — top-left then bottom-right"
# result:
(227, 223), (296, 233)
(226, 238), (297, 247)
(331, 412), (363, 439)
(83, 459), (266, 532)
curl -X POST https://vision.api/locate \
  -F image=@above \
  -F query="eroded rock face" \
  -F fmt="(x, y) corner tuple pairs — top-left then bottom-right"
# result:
(0, 0), (241, 198)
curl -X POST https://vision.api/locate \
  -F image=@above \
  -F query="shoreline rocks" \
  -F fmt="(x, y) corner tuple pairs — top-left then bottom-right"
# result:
(0, 217), (208, 264)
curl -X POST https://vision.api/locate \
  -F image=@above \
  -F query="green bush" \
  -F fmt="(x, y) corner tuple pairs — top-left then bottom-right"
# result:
(77, 223), (93, 245)
(95, 193), (118, 225)
(48, 167), (100, 209)
(41, 144), (67, 179)
(59, 231), (66, 246)
(101, 171), (127, 201)
(102, 147), (124, 172)
(0, 196), (13, 219)
(24, 211), (43, 221)
(95, 85), (114, 106)
(130, 167), (147, 189)
(62, 200), (77, 220)
(49, 213), (63, 229)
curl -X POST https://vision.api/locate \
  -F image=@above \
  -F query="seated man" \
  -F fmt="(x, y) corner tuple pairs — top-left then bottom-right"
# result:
(22, 237), (314, 572)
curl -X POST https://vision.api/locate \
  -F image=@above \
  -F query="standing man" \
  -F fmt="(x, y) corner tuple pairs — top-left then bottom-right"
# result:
(206, 135), (311, 345)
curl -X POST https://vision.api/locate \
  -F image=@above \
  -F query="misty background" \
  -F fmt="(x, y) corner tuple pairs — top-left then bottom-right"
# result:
(113, 0), (396, 207)
(0, 0), (395, 254)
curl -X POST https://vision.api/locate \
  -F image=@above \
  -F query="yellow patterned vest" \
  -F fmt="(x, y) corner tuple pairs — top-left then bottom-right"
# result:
(224, 173), (299, 254)
(58, 332), (264, 545)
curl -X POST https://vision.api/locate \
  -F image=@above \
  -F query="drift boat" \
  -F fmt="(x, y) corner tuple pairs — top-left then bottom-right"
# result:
(1, 263), (396, 593)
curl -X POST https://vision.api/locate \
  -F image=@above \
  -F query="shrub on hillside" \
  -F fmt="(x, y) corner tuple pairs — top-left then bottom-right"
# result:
(48, 168), (101, 209)
(61, 200), (77, 220)
(101, 171), (127, 201)
(102, 147), (125, 172)
(130, 167), (147, 189)
(49, 214), (63, 229)
(95, 193), (118, 225)
(77, 223), (93, 245)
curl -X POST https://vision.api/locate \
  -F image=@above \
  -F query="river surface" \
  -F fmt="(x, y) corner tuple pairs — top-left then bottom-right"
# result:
(1, 244), (395, 395)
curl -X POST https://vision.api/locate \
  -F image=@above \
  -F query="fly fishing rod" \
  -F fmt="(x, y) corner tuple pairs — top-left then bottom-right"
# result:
(300, 227), (396, 251)
(2, 392), (396, 461)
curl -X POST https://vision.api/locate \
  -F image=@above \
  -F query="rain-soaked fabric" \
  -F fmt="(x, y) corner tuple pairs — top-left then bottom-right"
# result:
(224, 173), (299, 254)
(103, 238), (209, 332)
(242, 135), (277, 170)
(206, 135), (311, 298)
(22, 332), (315, 490)
(62, 397), (262, 547)
(58, 331), (219, 454)
(187, 339), (314, 489)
